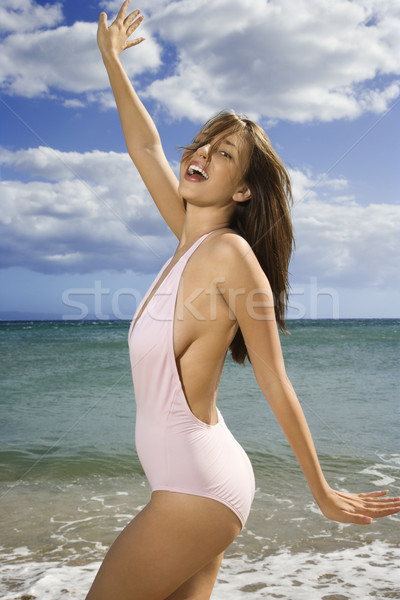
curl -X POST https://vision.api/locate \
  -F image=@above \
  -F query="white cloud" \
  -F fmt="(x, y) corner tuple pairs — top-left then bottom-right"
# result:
(101, 0), (169, 14)
(143, 0), (400, 122)
(63, 99), (86, 109)
(1, 146), (399, 290)
(0, 147), (174, 274)
(1, 0), (399, 121)
(0, 16), (160, 99)
(288, 168), (348, 204)
(0, 0), (63, 34)
(290, 170), (400, 288)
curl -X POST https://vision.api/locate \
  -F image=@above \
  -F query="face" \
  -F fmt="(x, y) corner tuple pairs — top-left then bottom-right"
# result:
(178, 130), (251, 208)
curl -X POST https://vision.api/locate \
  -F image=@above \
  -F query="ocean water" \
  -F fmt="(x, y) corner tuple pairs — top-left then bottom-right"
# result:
(0, 319), (399, 599)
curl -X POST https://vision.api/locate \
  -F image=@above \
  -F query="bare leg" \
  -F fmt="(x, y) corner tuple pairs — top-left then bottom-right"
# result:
(86, 491), (241, 600)
(165, 553), (224, 600)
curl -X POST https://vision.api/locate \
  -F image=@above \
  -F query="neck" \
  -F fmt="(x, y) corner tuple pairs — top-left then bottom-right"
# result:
(179, 202), (234, 247)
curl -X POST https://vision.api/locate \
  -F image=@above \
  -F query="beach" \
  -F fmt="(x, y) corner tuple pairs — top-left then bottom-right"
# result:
(1, 319), (399, 599)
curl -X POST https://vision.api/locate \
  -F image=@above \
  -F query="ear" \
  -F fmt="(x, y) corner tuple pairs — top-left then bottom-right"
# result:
(232, 184), (252, 204)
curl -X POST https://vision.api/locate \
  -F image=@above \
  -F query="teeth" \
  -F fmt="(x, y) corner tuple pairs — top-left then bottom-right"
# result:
(188, 164), (209, 179)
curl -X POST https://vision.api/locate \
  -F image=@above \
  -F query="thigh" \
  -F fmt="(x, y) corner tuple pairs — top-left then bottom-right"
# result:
(165, 553), (224, 600)
(85, 491), (241, 600)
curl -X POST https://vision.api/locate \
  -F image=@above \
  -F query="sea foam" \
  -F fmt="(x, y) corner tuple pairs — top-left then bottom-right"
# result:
(0, 540), (398, 599)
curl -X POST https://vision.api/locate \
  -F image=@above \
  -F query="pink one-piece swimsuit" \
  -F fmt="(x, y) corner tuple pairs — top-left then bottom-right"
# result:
(128, 231), (255, 528)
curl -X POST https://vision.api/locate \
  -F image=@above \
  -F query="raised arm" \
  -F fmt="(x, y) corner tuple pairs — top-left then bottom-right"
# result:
(97, 0), (185, 238)
(218, 236), (400, 524)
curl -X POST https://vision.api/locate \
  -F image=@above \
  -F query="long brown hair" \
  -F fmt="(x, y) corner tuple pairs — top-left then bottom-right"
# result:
(182, 111), (294, 364)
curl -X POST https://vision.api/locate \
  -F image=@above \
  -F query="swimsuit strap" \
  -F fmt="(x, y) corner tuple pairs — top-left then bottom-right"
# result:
(129, 229), (219, 338)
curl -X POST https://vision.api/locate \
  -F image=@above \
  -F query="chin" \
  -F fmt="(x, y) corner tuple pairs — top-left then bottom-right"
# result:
(178, 182), (200, 203)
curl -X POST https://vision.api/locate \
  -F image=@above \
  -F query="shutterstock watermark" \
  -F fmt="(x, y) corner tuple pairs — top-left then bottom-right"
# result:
(61, 277), (340, 321)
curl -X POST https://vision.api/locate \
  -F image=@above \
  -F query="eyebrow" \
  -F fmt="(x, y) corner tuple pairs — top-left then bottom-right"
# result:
(194, 134), (239, 154)
(219, 138), (239, 155)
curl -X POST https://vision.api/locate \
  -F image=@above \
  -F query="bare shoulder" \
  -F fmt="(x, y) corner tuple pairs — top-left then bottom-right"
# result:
(206, 230), (253, 264)
(205, 230), (269, 288)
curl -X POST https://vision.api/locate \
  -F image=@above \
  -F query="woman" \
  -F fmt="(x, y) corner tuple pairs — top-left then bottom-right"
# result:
(88, 2), (400, 598)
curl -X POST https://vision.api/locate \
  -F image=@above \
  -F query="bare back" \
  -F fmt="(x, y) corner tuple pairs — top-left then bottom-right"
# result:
(173, 230), (239, 424)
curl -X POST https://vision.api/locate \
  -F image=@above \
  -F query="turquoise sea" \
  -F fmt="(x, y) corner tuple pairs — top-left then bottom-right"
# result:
(0, 319), (399, 599)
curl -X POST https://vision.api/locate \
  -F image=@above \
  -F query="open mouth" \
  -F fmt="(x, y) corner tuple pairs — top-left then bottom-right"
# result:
(186, 163), (209, 181)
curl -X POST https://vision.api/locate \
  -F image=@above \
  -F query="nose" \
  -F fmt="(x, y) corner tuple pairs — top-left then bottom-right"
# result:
(197, 144), (210, 159)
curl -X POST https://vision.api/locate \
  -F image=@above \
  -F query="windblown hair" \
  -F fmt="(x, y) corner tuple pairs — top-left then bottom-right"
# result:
(182, 111), (294, 364)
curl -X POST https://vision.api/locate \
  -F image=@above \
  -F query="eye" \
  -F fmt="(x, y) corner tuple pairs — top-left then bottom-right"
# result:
(220, 150), (232, 159)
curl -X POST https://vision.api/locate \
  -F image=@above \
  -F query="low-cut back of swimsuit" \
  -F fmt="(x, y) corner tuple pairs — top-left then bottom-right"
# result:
(128, 231), (255, 528)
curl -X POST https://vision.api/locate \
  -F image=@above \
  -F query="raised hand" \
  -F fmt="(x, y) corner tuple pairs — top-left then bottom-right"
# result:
(318, 488), (400, 525)
(97, 0), (145, 60)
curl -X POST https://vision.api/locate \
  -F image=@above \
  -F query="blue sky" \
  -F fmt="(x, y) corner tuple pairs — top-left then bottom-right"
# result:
(1, 0), (399, 320)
